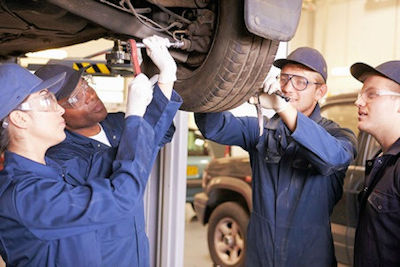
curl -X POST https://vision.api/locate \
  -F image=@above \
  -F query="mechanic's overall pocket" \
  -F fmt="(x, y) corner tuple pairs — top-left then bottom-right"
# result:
(368, 190), (400, 213)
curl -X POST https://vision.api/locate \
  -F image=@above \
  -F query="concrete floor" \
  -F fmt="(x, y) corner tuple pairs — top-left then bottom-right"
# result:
(184, 203), (214, 267)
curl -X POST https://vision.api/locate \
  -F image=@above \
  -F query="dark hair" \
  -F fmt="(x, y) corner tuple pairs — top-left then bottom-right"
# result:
(0, 122), (9, 153)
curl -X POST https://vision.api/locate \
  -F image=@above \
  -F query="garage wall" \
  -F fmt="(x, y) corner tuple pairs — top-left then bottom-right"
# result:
(290, 0), (400, 95)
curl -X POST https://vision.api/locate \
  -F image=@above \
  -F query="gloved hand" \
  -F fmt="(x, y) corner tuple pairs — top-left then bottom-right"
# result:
(142, 35), (177, 84)
(125, 73), (154, 117)
(259, 77), (289, 113)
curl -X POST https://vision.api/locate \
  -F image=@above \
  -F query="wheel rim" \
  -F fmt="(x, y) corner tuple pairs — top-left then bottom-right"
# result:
(213, 216), (244, 265)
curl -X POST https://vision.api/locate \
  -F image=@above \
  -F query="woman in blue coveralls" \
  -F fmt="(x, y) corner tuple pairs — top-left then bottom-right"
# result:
(0, 63), (160, 266)
(195, 47), (357, 267)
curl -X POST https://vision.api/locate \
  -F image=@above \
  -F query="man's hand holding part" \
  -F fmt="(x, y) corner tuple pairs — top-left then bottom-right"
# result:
(259, 77), (290, 113)
(126, 73), (154, 117)
(142, 35), (177, 84)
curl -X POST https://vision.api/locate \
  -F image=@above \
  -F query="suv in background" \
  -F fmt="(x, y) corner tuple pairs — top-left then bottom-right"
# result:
(186, 129), (212, 205)
(186, 129), (226, 206)
(193, 93), (380, 267)
(194, 156), (251, 267)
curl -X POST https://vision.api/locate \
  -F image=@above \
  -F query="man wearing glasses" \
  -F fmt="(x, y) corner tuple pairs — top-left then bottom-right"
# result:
(351, 61), (400, 267)
(36, 37), (179, 162)
(34, 35), (182, 266)
(195, 47), (357, 267)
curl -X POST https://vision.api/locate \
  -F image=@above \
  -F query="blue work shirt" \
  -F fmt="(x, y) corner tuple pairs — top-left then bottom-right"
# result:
(0, 116), (156, 266)
(195, 105), (357, 267)
(46, 85), (182, 267)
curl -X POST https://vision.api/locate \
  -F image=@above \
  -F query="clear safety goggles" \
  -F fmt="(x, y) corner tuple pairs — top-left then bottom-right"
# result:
(357, 89), (400, 103)
(18, 90), (59, 112)
(277, 73), (323, 91)
(2, 90), (60, 128)
(59, 77), (94, 109)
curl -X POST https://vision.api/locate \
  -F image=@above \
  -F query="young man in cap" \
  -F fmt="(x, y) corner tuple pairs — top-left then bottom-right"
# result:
(34, 35), (182, 267)
(351, 60), (400, 267)
(195, 47), (357, 267)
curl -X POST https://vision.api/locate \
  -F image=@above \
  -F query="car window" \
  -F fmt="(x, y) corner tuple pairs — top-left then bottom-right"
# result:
(320, 102), (359, 137)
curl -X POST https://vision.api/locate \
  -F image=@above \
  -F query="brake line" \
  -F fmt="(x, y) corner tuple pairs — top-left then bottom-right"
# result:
(99, 0), (185, 38)
(125, 0), (177, 36)
(153, 3), (191, 24)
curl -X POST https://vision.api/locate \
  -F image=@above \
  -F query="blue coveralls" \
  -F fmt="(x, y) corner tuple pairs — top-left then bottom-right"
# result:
(195, 105), (357, 267)
(45, 85), (182, 267)
(0, 116), (156, 266)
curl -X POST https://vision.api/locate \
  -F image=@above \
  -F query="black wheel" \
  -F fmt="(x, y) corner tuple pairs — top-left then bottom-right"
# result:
(174, 0), (279, 112)
(207, 201), (249, 267)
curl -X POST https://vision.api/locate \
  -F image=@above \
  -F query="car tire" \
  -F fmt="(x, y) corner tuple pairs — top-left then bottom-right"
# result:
(174, 0), (279, 112)
(207, 201), (249, 267)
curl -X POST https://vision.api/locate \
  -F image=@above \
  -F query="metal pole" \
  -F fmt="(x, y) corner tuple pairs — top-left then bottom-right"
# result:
(145, 110), (188, 267)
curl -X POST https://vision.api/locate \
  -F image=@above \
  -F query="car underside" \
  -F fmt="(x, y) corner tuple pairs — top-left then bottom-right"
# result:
(0, 0), (301, 112)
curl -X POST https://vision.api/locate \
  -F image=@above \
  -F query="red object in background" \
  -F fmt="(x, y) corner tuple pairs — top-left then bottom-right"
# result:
(245, 175), (252, 183)
(224, 145), (231, 157)
(0, 153), (4, 171)
(128, 39), (141, 77)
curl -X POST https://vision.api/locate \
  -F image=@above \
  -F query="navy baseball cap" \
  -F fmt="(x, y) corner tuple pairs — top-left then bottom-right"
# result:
(0, 63), (66, 120)
(350, 61), (400, 86)
(273, 47), (328, 82)
(35, 64), (89, 100)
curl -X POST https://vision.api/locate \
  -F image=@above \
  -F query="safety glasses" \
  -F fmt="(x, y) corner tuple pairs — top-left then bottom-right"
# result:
(357, 89), (400, 103)
(277, 73), (323, 91)
(2, 90), (60, 128)
(59, 79), (93, 109)
(18, 90), (59, 112)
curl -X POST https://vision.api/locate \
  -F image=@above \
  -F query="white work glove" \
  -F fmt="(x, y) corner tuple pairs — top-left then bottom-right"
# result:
(142, 35), (177, 84)
(125, 73), (154, 118)
(259, 77), (289, 113)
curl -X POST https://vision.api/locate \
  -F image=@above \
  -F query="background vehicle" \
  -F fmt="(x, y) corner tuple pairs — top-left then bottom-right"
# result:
(186, 128), (227, 205)
(193, 93), (379, 267)
(186, 129), (211, 205)
(0, 0), (301, 112)
(194, 156), (252, 267)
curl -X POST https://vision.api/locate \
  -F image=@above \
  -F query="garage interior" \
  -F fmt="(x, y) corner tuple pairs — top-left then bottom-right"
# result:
(0, 0), (399, 267)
